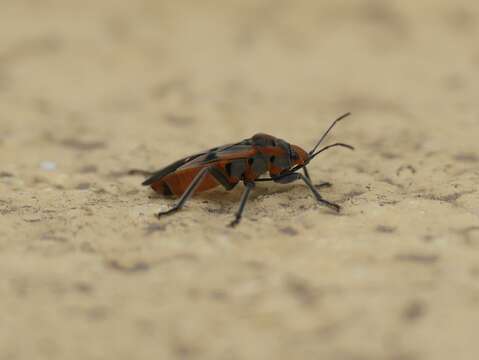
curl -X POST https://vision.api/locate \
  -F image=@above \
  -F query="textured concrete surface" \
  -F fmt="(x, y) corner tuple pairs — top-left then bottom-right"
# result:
(1, 1), (479, 359)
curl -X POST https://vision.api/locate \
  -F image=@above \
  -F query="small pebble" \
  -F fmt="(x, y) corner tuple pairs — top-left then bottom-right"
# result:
(40, 161), (57, 171)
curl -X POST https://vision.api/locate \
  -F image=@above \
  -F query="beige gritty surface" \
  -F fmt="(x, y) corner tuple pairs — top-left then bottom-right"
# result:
(1, 1), (479, 359)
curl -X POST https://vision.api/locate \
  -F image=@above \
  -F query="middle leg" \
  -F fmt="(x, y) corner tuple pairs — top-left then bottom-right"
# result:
(229, 181), (255, 227)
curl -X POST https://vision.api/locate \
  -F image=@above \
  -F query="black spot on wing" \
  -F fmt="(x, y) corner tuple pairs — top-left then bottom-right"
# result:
(276, 139), (290, 151)
(205, 152), (217, 161)
(250, 153), (269, 175)
(229, 160), (247, 178)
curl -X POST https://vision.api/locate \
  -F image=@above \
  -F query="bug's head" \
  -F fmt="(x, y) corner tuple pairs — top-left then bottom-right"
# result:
(289, 145), (309, 167)
(287, 112), (354, 174)
(256, 113), (354, 183)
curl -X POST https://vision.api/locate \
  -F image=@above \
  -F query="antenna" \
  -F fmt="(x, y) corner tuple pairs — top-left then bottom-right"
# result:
(309, 112), (351, 155)
(308, 142), (354, 161)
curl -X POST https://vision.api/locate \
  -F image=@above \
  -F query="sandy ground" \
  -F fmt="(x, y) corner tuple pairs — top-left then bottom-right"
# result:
(1, 1), (479, 359)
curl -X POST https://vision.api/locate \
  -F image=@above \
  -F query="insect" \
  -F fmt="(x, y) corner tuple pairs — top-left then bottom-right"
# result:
(142, 113), (354, 227)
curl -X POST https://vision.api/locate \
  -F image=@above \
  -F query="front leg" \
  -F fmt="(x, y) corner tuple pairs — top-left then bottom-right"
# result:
(316, 182), (332, 189)
(301, 167), (332, 189)
(274, 172), (340, 212)
(303, 166), (311, 181)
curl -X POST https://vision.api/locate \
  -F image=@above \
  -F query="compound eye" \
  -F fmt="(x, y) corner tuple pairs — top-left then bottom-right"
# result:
(291, 149), (299, 161)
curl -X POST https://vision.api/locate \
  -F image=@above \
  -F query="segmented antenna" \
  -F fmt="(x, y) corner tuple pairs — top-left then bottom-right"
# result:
(309, 112), (351, 155)
(308, 142), (354, 161)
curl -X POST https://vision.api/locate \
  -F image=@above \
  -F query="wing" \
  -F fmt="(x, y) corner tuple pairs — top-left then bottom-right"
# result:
(142, 153), (205, 186)
(142, 139), (253, 186)
(178, 143), (256, 170)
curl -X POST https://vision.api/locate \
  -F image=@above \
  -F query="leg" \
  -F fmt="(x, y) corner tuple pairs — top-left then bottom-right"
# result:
(295, 166), (331, 189)
(128, 169), (153, 176)
(303, 166), (311, 181)
(274, 172), (340, 212)
(316, 182), (332, 189)
(301, 174), (340, 212)
(157, 167), (209, 217)
(209, 167), (237, 191)
(229, 181), (255, 227)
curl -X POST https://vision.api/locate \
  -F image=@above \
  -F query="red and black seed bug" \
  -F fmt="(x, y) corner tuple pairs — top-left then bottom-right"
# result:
(142, 113), (354, 227)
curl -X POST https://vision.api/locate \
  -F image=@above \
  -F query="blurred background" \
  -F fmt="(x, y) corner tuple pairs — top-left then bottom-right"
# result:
(1, 1), (478, 359)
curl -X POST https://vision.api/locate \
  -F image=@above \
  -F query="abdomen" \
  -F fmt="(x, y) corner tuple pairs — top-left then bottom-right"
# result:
(150, 166), (220, 197)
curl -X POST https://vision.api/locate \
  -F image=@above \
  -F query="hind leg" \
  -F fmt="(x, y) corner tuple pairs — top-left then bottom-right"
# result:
(157, 167), (210, 217)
